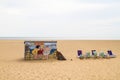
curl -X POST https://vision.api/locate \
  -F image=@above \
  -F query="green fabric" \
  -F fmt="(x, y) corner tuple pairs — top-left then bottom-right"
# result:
(86, 52), (91, 58)
(79, 55), (84, 59)
(99, 52), (105, 58)
(94, 52), (97, 58)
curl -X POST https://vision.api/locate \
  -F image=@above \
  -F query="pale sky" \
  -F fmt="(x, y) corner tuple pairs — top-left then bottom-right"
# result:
(0, 0), (120, 39)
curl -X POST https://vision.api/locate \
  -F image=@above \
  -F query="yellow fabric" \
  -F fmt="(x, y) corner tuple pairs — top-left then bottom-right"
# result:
(32, 48), (39, 55)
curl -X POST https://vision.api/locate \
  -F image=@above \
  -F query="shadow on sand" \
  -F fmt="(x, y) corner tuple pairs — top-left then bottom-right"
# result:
(14, 58), (64, 63)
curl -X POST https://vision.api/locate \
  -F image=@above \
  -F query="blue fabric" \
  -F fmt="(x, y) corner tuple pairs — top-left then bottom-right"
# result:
(50, 49), (57, 54)
(108, 50), (113, 55)
(30, 49), (34, 54)
(78, 50), (82, 56)
(29, 45), (36, 50)
(92, 50), (96, 55)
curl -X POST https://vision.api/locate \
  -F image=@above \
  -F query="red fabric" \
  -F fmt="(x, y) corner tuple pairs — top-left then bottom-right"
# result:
(38, 49), (44, 55)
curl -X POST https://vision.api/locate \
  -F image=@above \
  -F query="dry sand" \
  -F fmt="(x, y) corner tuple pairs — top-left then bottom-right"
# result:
(0, 40), (120, 80)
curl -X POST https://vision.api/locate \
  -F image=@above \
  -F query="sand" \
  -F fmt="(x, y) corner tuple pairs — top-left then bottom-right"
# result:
(0, 40), (120, 80)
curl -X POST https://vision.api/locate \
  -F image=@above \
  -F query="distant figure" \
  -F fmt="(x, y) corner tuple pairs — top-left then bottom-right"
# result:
(56, 51), (66, 60)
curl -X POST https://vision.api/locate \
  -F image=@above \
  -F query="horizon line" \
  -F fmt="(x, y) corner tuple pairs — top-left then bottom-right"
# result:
(0, 37), (120, 40)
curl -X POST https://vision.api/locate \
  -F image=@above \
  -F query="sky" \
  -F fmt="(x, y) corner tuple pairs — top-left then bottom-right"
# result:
(0, 0), (120, 39)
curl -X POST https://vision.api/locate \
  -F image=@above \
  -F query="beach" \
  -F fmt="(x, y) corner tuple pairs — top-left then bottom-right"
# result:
(0, 40), (120, 80)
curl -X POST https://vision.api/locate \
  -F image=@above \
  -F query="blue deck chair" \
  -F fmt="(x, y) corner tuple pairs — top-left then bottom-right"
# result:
(77, 50), (84, 59)
(107, 50), (116, 58)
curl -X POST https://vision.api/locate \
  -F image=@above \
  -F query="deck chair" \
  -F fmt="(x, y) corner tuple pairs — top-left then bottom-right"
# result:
(107, 50), (116, 58)
(85, 52), (91, 58)
(99, 51), (108, 58)
(77, 50), (84, 59)
(91, 50), (98, 58)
